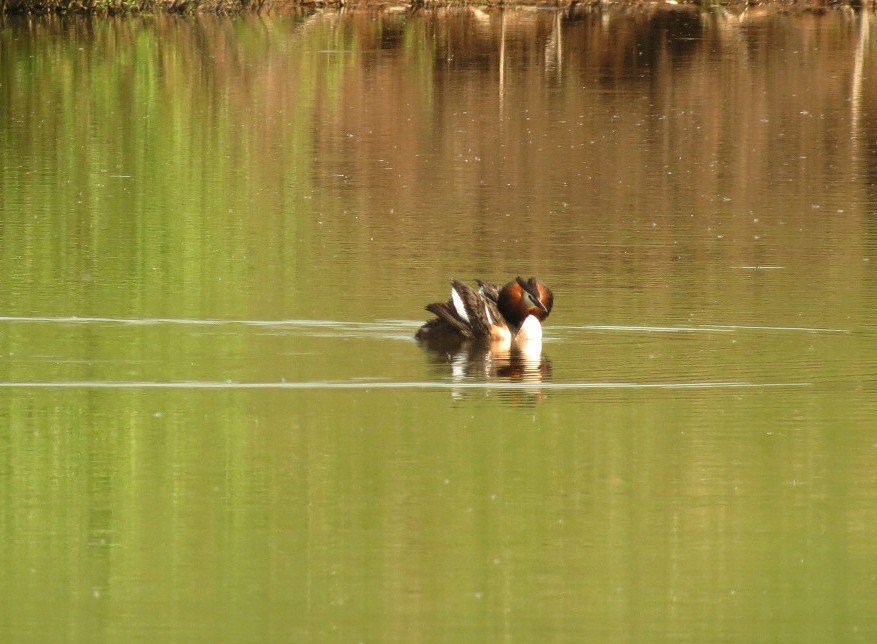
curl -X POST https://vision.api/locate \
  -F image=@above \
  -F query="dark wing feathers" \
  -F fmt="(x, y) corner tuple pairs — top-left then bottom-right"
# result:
(484, 298), (504, 328)
(451, 279), (493, 338)
(475, 280), (499, 303)
(425, 301), (473, 338)
(472, 281), (506, 329)
(417, 279), (508, 341)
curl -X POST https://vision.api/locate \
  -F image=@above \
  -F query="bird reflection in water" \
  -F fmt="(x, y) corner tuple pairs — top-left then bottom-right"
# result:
(422, 334), (552, 403)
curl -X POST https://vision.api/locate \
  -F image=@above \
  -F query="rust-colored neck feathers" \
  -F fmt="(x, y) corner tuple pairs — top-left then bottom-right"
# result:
(497, 276), (554, 328)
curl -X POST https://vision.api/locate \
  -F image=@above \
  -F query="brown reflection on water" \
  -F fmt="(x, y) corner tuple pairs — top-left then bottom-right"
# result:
(306, 5), (875, 289)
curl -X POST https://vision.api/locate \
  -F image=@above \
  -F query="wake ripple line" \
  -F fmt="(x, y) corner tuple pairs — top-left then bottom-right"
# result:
(0, 380), (812, 391)
(0, 315), (414, 329)
(0, 316), (850, 334)
(557, 324), (850, 334)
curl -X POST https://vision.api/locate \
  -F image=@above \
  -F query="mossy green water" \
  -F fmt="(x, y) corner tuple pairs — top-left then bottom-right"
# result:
(1, 9), (876, 640)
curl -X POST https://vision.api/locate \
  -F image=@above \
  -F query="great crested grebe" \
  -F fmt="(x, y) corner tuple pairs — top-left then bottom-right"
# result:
(415, 276), (554, 345)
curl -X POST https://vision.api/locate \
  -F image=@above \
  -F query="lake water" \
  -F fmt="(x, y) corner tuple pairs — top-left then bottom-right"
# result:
(1, 6), (876, 640)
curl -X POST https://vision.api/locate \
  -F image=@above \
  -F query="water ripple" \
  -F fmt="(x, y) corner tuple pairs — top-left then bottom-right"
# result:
(0, 380), (812, 390)
(0, 316), (850, 335)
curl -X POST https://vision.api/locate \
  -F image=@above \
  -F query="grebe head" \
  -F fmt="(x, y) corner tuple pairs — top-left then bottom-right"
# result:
(497, 276), (554, 327)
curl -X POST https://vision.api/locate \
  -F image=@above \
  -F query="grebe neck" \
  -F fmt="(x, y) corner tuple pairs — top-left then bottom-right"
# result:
(515, 315), (543, 342)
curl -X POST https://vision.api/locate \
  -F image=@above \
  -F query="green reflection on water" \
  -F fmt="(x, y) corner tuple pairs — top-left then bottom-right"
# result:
(2, 387), (875, 640)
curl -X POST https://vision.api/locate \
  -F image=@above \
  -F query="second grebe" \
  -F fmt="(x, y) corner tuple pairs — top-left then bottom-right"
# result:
(415, 276), (554, 345)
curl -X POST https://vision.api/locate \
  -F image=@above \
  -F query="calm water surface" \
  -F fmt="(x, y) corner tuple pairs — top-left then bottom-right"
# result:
(1, 7), (876, 640)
